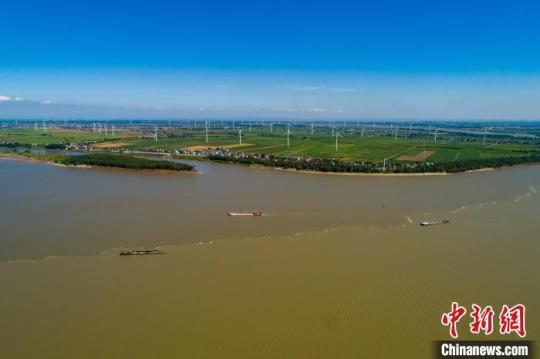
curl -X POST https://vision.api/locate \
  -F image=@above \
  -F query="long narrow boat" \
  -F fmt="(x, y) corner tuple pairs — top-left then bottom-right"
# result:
(419, 219), (449, 226)
(227, 210), (263, 217)
(119, 248), (165, 256)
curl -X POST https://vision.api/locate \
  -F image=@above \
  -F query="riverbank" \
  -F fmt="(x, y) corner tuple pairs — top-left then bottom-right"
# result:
(6, 150), (540, 178)
(273, 167), (450, 176)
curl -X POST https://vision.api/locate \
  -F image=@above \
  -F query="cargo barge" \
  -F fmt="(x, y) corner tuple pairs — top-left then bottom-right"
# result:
(419, 219), (449, 226)
(227, 210), (263, 217)
(119, 248), (165, 256)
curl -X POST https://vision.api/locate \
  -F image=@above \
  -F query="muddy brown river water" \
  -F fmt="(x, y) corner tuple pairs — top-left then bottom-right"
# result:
(1, 159), (538, 358)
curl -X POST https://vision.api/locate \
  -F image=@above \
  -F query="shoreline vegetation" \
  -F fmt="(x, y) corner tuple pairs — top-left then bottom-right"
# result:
(1, 124), (540, 175)
(205, 152), (540, 174)
(0, 152), (194, 172)
(2, 147), (540, 175)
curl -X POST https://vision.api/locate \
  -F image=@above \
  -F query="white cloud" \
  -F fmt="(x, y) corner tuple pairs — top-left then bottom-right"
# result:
(0, 95), (12, 102)
(40, 100), (53, 105)
(282, 107), (330, 113)
(284, 85), (360, 93)
(327, 87), (360, 93)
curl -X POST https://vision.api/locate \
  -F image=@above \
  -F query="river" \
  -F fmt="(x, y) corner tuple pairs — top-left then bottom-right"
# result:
(1, 158), (538, 358)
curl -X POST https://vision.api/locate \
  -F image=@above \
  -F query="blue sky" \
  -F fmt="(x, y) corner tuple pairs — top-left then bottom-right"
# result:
(1, 0), (539, 119)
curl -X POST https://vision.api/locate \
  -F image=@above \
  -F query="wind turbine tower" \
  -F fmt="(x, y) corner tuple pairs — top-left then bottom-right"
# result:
(239, 129), (242, 145)
(205, 121), (209, 144)
(286, 125), (291, 148)
(335, 132), (342, 151)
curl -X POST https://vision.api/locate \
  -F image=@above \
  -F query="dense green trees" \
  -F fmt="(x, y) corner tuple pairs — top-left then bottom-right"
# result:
(61, 153), (194, 171)
(208, 152), (540, 174)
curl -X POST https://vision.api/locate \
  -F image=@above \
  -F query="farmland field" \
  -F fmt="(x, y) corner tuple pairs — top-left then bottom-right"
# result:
(1, 126), (538, 164)
(0, 128), (117, 145)
(121, 129), (538, 164)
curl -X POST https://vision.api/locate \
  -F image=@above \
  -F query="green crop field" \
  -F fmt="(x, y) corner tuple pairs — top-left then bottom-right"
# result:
(0, 128), (114, 145)
(118, 129), (537, 164)
(1, 127), (538, 164)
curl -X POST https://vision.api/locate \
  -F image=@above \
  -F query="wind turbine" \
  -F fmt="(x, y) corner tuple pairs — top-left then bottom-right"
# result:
(238, 129), (242, 145)
(311, 122), (314, 135)
(383, 158), (387, 172)
(249, 123), (252, 132)
(395, 126), (398, 141)
(361, 127), (365, 138)
(483, 127), (487, 146)
(270, 123), (273, 133)
(286, 125), (291, 148)
(205, 121), (209, 144)
(34, 121), (38, 132)
(93, 122), (96, 133)
(434, 128), (438, 143)
(42, 120), (47, 132)
(335, 132), (342, 151)
(154, 126), (158, 143)
(111, 125), (115, 138)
